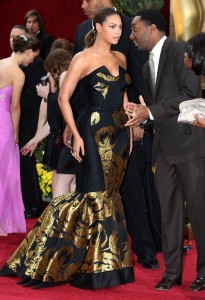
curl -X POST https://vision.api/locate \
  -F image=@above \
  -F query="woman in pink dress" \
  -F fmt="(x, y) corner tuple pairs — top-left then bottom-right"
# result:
(0, 34), (40, 235)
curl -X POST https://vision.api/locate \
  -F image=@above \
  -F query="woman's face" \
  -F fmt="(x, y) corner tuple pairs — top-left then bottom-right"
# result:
(184, 52), (193, 70)
(22, 49), (39, 66)
(97, 15), (122, 45)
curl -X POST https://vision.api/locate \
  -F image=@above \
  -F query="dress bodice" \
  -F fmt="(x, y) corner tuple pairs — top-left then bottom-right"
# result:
(79, 66), (131, 112)
(0, 86), (12, 112)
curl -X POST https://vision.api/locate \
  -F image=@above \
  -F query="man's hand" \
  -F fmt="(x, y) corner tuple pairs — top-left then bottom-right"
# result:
(124, 95), (149, 127)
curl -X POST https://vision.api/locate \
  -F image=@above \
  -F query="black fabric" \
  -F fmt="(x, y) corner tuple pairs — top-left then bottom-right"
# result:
(57, 146), (76, 174)
(19, 130), (42, 212)
(36, 31), (54, 60)
(19, 56), (45, 211)
(43, 91), (76, 173)
(42, 131), (64, 170)
(47, 91), (64, 133)
(20, 57), (46, 132)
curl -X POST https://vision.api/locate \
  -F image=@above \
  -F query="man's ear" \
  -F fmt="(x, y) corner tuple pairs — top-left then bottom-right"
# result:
(150, 24), (157, 32)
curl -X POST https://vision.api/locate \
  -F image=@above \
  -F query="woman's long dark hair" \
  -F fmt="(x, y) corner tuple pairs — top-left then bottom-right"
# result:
(84, 7), (121, 48)
(44, 49), (72, 87)
(185, 32), (205, 76)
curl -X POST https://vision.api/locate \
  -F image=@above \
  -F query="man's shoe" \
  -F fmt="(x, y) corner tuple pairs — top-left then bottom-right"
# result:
(155, 278), (182, 290)
(183, 245), (192, 252)
(137, 254), (159, 270)
(190, 277), (205, 291)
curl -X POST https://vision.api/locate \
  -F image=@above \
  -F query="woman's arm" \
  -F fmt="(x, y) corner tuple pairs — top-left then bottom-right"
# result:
(37, 99), (47, 130)
(59, 71), (73, 148)
(11, 71), (25, 144)
(36, 82), (50, 101)
(21, 122), (50, 156)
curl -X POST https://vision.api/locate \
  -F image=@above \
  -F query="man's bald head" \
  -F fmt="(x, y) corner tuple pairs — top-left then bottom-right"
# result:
(81, 0), (113, 19)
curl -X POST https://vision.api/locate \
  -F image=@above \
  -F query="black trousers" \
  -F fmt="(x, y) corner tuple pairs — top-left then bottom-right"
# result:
(143, 131), (162, 250)
(156, 153), (205, 280)
(121, 135), (161, 257)
(19, 130), (42, 212)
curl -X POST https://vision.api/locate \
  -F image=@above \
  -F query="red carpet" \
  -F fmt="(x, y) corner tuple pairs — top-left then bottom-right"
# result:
(0, 219), (204, 300)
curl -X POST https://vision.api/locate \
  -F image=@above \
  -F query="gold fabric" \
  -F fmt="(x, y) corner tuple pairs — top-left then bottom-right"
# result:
(7, 191), (132, 283)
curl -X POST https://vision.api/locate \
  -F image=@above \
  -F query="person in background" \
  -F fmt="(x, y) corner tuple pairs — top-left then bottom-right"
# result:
(24, 9), (54, 59)
(50, 38), (74, 54)
(0, 8), (134, 289)
(125, 9), (205, 292)
(0, 34), (40, 235)
(21, 48), (76, 197)
(184, 32), (205, 130)
(10, 25), (46, 219)
(70, 0), (161, 270)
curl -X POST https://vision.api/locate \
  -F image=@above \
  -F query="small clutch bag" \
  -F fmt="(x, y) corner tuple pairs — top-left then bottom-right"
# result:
(178, 98), (205, 124)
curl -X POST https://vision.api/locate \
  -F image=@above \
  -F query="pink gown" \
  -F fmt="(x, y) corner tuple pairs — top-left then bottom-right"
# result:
(0, 86), (26, 235)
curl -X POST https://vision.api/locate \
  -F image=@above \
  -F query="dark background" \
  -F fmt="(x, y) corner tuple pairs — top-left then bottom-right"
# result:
(0, 0), (170, 58)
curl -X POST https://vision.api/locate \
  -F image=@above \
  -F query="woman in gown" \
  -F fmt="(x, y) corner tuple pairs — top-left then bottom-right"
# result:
(0, 7), (134, 289)
(0, 34), (40, 235)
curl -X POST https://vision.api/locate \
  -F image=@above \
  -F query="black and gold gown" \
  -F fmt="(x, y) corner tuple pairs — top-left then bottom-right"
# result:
(0, 66), (134, 289)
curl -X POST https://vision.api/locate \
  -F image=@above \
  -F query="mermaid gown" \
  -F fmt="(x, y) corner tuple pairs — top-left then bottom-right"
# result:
(0, 66), (134, 289)
(0, 86), (26, 235)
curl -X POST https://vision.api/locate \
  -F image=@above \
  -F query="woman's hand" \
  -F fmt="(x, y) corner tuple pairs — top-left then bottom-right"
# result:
(36, 83), (49, 100)
(133, 126), (144, 141)
(63, 126), (73, 148)
(72, 135), (85, 163)
(192, 114), (205, 128)
(20, 138), (38, 156)
(14, 133), (19, 145)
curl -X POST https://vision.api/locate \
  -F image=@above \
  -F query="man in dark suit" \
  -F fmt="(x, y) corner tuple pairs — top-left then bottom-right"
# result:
(126, 9), (205, 292)
(19, 58), (46, 218)
(72, 0), (161, 270)
(24, 9), (54, 59)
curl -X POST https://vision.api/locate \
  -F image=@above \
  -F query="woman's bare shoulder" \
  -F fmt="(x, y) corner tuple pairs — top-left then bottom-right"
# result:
(72, 49), (91, 62)
(113, 51), (127, 68)
(0, 57), (24, 86)
(68, 50), (93, 74)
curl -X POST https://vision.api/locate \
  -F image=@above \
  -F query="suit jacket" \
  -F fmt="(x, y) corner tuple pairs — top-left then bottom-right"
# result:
(146, 37), (205, 164)
(36, 31), (54, 59)
(73, 15), (148, 102)
(20, 56), (46, 132)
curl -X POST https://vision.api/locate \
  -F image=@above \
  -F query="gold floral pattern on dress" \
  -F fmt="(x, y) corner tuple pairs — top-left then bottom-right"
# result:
(6, 188), (132, 283)
(93, 82), (109, 99)
(112, 107), (128, 128)
(91, 111), (100, 125)
(105, 154), (127, 192)
(96, 72), (119, 82)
